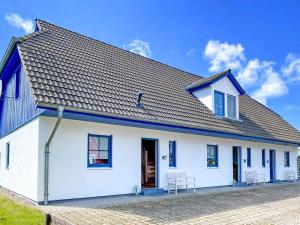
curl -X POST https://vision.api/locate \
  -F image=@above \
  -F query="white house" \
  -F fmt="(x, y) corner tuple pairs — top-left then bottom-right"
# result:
(0, 20), (299, 205)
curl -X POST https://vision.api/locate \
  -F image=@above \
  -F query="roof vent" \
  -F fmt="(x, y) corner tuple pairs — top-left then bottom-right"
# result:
(136, 91), (144, 108)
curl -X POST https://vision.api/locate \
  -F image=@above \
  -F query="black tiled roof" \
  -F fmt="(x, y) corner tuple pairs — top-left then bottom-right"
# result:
(16, 19), (300, 144)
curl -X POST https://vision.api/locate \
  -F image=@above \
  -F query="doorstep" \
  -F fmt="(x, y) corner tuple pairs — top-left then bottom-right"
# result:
(140, 188), (164, 196)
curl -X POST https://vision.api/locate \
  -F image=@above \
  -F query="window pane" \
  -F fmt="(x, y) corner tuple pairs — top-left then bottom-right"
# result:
(99, 137), (109, 150)
(169, 141), (176, 167)
(15, 68), (21, 99)
(169, 142), (174, 154)
(247, 148), (251, 167)
(214, 92), (224, 116)
(6, 143), (10, 169)
(100, 150), (109, 159)
(227, 95), (236, 118)
(284, 151), (290, 167)
(89, 136), (99, 150)
(262, 149), (265, 167)
(207, 145), (217, 167)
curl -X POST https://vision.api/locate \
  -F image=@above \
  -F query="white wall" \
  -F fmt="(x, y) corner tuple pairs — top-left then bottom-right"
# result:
(0, 118), (40, 201)
(38, 116), (298, 201)
(193, 87), (212, 111)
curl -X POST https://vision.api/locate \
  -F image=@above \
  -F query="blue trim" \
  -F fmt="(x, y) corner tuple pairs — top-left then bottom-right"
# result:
(87, 134), (112, 168)
(214, 91), (225, 116)
(141, 138), (159, 188)
(38, 107), (300, 147)
(247, 148), (251, 167)
(169, 140), (176, 167)
(207, 144), (218, 167)
(187, 70), (246, 95)
(0, 48), (20, 81)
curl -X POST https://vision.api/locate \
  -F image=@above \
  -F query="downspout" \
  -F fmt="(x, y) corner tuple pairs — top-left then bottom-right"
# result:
(44, 106), (64, 205)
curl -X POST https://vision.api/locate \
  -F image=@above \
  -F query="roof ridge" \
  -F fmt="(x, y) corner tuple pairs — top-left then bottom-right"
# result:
(18, 29), (48, 43)
(35, 19), (203, 79)
(188, 69), (229, 86)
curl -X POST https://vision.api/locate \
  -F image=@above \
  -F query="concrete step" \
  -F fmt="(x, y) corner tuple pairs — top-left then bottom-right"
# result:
(140, 188), (164, 196)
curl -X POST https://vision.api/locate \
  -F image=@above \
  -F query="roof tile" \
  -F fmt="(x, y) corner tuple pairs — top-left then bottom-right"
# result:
(15, 19), (300, 144)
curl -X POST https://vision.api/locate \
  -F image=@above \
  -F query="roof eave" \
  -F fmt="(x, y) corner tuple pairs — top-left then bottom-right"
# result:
(36, 102), (300, 147)
(187, 70), (246, 95)
(0, 37), (21, 77)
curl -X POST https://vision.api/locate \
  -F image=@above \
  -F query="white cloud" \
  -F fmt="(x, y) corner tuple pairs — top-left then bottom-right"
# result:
(204, 40), (246, 72)
(281, 53), (300, 83)
(186, 48), (196, 56)
(5, 13), (34, 34)
(203, 40), (293, 105)
(237, 59), (276, 87)
(250, 63), (288, 105)
(123, 39), (152, 58)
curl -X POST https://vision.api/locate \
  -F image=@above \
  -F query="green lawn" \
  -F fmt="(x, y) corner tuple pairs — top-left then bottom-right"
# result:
(0, 194), (44, 225)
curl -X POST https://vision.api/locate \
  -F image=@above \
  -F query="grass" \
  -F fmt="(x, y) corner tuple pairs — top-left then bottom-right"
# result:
(0, 194), (44, 225)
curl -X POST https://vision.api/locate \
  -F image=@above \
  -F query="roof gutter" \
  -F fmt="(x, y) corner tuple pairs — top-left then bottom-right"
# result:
(44, 106), (64, 205)
(37, 104), (300, 147)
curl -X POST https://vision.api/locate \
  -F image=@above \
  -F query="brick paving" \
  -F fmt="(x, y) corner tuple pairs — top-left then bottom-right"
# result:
(38, 183), (300, 224)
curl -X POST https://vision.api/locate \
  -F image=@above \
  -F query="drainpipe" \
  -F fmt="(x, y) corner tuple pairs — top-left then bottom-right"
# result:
(44, 106), (64, 205)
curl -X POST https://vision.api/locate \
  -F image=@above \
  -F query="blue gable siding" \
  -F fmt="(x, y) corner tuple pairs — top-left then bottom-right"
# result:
(0, 48), (43, 137)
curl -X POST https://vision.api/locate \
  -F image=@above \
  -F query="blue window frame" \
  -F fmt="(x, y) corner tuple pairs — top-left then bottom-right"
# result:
(247, 148), (251, 167)
(214, 91), (225, 116)
(207, 145), (218, 167)
(262, 149), (266, 167)
(227, 95), (236, 118)
(284, 151), (290, 167)
(6, 142), (10, 169)
(15, 67), (21, 100)
(169, 141), (176, 167)
(88, 134), (112, 167)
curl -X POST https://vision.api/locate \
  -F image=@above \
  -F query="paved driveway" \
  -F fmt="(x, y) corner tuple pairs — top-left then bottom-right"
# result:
(41, 183), (300, 225)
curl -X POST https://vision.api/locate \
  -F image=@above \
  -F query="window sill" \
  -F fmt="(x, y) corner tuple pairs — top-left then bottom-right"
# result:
(215, 115), (243, 122)
(87, 167), (113, 170)
(207, 166), (219, 169)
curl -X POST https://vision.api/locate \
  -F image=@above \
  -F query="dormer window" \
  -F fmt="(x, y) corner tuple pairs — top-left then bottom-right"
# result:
(214, 91), (224, 116)
(186, 69), (245, 120)
(227, 95), (236, 118)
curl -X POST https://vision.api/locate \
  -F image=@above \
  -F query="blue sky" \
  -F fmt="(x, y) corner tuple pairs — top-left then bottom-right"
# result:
(1, 0), (300, 130)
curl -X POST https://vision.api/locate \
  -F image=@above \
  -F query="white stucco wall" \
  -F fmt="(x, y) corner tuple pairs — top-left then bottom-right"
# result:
(37, 116), (298, 202)
(0, 118), (40, 201)
(193, 76), (240, 119)
(193, 87), (212, 111)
